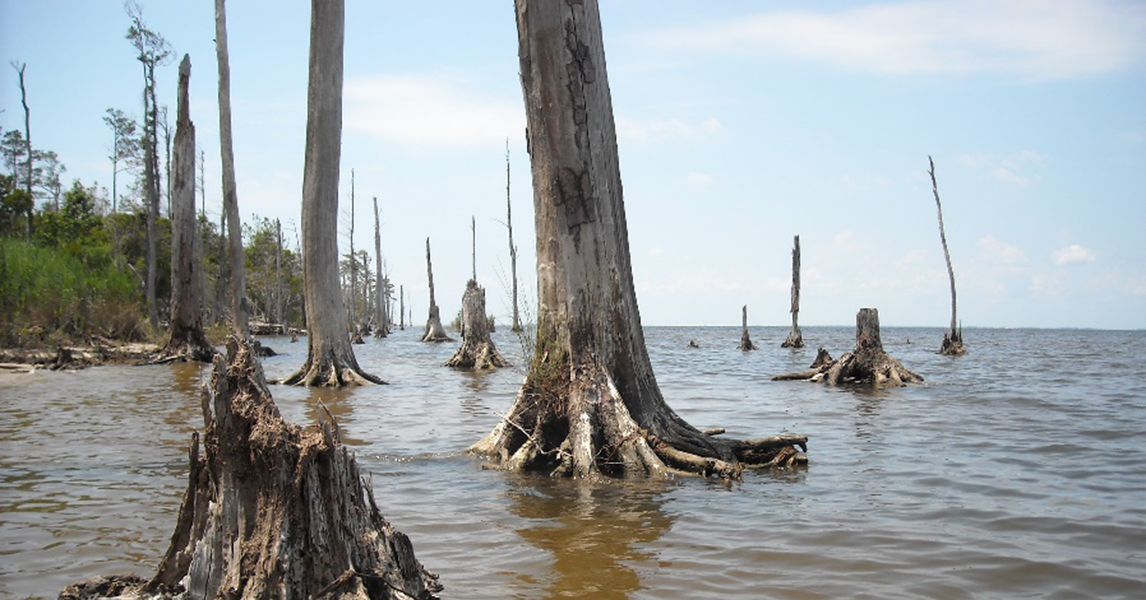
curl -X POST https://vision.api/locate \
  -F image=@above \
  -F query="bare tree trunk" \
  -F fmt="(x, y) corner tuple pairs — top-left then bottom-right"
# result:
(399, 284), (405, 330)
(60, 338), (441, 599)
(738, 305), (757, 351)
(216, 0), (248, 336)
(421, 238), (451, 342)
(275, 218), (284, 333)
(349, 169), (358, 334)
(506, 140), (523, 333)
(446, 280), (507, 369)
(772, 308), (922, 386)
(283, 0), (382, 387)
(373, 197), (387, 338)
(214, 205), (228, 324)
(157, 56), (214, 364)
(198, 146), (209, 321)
(161, 108), (171, 219)
(782, 234), (804, 348)
(144, 63), (161, 331)
(929, 157), (966, 356)
(13, 62), (32, 240)
(471, 0), (806, 479)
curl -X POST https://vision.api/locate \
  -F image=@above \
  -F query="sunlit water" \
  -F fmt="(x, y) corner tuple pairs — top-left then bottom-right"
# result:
(2, 327), (1145, 599)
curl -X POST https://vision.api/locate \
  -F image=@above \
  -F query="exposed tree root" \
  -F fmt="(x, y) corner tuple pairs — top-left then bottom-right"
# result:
(781, 329), (804, 349)
(772, 309), (922, 386)
(940, 327), (966, 356)
(153, 329), (215, 365)
(280, 354), (385, 387)
(60, 336), (437, 599)
(472, 361), (807, 481)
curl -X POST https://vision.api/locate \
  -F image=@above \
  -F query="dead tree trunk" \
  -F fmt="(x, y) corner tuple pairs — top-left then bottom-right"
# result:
(929, 156), (966, 356)
(781, 234), (804, 348)
(275, 218), (284, 333)
(506, 141), (523, 333)
(772, 308), (922, 386)
(399, 285), (405, 330)
(373, 197), (387, 338)
(421, 237), (451, 342)
(738, 305), (757, 351)
(216, 0), (248, 336)
(60, 338), (440, 599)
(446, 280), (507, 370)
(13, 61), (32, 240)
(283, 0), (383, 386)
(470, 0), (807, 480)
(159, 55), (214, 363)
(214, 206), (228, 324)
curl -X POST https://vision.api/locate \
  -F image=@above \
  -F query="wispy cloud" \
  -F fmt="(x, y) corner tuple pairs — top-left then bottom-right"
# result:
(638, 0), (1146, 80)
(961, 150), (1047, 184)
(344, 73), (522, 147)
(1052, 244), (1097, 265)
(616, 116), (723, 142)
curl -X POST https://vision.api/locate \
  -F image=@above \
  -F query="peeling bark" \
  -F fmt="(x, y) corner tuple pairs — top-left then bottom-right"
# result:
(445, 280), (507, 370)
(772, 308), (922, 386)
(471, 0), (806, 480)
(60, 338), (440, 599)
(781, 235), (804, 348)
(158, 55), (214, 364)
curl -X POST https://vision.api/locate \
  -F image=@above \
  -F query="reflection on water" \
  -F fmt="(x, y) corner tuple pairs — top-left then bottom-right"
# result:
(506, 475), (672, 600)
(2, 328), (1146, 598)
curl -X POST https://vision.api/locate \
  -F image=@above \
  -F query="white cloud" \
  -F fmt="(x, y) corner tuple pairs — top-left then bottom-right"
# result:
(344, 73), (522, 147)
(1052, 244), (1097, 265)
(978, 236), (1028, 267)
(616, 116), (723, 142)
(961, 150), (1047, 185)
(684, 171), (714, 187)
(639, 0), (1146, 80)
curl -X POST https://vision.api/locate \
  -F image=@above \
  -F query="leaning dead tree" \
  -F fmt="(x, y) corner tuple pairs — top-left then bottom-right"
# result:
(60, 338), (441, 600)
(929, 156), (966, 356)
(772, 308), (922, 386)
(282, 0), (382, 386)
(445, 279), (508, 369)
(420, 237), (451, 342)
(781, 235), (804, 348)
(738, 305), (757, 351)
(158, 55), (214, 364)
(470, 0), (807, 480)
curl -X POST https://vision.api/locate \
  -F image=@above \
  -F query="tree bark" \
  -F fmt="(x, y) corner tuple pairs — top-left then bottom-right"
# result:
(159, 55), (214, 364)
(283, 0), (383, 386)
(772, 308), (922, 386)
(374, 197), (387, 338)
(470, 0), (806, 480)
(929, 157), (966, 356)
(216, 0), (248, 336)
(421, 238), (451, 342)
(445, 280), (507, 369)
(738, 305), (757, 351)
(61, 338), (440, 599)
(781, 234), (804, 348)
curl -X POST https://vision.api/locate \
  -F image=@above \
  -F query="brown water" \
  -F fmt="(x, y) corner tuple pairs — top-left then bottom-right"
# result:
(2, 327), (1145, 598)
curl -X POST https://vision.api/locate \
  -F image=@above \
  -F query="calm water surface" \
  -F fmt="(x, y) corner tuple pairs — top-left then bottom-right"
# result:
(2, 326), (1145, 598)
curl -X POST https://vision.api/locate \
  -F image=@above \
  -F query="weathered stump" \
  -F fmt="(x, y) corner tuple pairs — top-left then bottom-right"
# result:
(738, 305), (757, 351)
(771, 308), (922, 386)
(445, 280), (507, 370)
(60, 337), (440, 599)
(781, 235), (805, 348)
(940, 326), (966, 356)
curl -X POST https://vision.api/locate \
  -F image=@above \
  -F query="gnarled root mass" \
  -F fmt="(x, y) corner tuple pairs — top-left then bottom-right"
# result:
(781, 328), (804, 349)
(471, 362), (807, 481)
(281, 348), (385, 387)
(153, 328), (215, 365)
(940, 327), (966, 356)
(772, 308), (922, 386)
(61, 337), (439, 599)
(445, 280), (507, 370)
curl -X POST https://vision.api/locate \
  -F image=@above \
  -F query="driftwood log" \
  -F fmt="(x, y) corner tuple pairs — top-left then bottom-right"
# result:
(445, 280), (507, 370)
(60, 337), (440, 599)
(772, 308), (922, 386)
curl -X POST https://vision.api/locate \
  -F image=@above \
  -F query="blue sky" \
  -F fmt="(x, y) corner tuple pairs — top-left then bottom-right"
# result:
(3, 0), (1144, 329)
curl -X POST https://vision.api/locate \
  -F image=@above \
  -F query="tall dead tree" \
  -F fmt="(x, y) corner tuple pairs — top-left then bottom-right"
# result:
(738, 305), (757, 351)
(506, 140), (523, 332)
(158, 55), (214, 363)
(421, 237), (451, 342)
(126, 3), (171, 331)
(373, 197), (387, 338)
(275, 218), (284, 332)
(348, 169), (359, 333)
(12, 61), (32, 240)
(399, 284), (405, 330)
(470, 0), (807, 480)
(772, 308), (922, 386)
(60, 338), (441, 599)
(282, 0), (383, 386)
(781, 234), (804, 348)
(216, 0), (247, 335)
(929, 157), (966, 356)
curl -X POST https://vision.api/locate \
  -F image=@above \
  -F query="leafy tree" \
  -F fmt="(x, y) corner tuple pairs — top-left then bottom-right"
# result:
(103, 108), (140, 213)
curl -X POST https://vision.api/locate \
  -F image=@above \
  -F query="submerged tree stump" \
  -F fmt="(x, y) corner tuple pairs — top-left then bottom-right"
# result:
(771, 308), (922, 386)
(420, 238), (452, 343)
(781, 235), (804, 349)
(60, 337), (440, 599)
(445, 280), (507, 370)
(738, 305), (757, 351)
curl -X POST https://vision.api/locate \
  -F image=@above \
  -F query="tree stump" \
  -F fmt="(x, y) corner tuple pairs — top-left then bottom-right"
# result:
(445, 280), (507, 370)
(60, 337), (441, 599)
(940, 326), (966, 356)
(781, 235), (804, 348)
(738, 305), (757, 351)
(771, 308), (922, 386)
